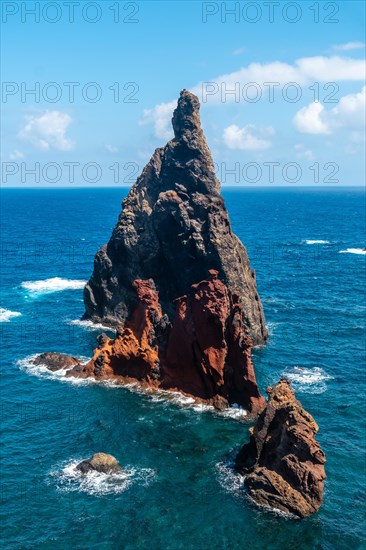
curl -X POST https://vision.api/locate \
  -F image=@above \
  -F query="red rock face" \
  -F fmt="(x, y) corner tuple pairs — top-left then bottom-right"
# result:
(49, 271), (265, 414)
(163, 270), (265, 414)
(68, 279), (164, 382)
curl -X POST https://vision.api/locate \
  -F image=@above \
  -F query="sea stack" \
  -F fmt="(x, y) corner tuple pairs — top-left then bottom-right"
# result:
(236, 379), (326, 518)
(83, 90), (267, 347)
(32, 90), (268, 413)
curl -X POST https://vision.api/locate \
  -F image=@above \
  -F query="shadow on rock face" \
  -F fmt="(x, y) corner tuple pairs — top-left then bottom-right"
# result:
(76, 453), (122, 474)
(236, 379), (326, 518)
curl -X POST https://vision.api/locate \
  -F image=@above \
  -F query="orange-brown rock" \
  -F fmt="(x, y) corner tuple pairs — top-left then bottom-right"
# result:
(40, 272), (265, 414)
(67, 279), (169, 383)
(236, 379), (326, 518)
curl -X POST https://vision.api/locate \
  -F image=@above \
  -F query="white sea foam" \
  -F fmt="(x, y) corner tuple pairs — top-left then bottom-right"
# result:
(216, 461), (297, 519)
(282, 366), (333, 394)
(338, 248), (366, 255)
(17, 354), (92, 384)
(302, 240), (330, 245)
(69, 319), (116, 333)
(21, 277), (86, 295)
(215, 460), (245, 495)
(266, 321), (281, 336)
(49, 459), (156, 496)
(19, 354), (250, 420)
(141, 389), (249, 419)
(0, 307), (22, 322)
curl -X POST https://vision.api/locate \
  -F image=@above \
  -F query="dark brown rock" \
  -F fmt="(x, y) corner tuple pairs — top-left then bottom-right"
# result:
(32, 352), (81, 371)
(236, 379), (326, 518)
(76, 453), (122, 474)
(83, 90), (267, 346)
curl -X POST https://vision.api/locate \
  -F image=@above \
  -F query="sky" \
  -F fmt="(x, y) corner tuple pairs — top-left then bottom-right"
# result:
(1, 0), (365, 187)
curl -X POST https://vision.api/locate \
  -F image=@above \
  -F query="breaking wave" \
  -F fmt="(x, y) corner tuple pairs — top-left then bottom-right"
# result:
(69, 319), (116, 333)
(18, 355), (249, 420)
(338, 248), (366, 255)
(17, 354), (92, 384)
(49, 459), (156, 496)
(0, 308), (22, 322)
(215, 459), (245, 497)
(21, 277), (86, 295)
(302, 240), (330, 245)
(282, 366), (333, 394)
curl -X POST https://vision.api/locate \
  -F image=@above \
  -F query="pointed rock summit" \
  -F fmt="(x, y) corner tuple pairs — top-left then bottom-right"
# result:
(83, 90), (267, 346)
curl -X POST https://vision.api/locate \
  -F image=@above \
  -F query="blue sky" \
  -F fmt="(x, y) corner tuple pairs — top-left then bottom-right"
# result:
(1, 0), (365, 186)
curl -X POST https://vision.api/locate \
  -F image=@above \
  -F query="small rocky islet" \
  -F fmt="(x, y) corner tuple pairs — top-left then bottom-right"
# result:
(76, 453), (122, 475)
(33, 90), (326, 518)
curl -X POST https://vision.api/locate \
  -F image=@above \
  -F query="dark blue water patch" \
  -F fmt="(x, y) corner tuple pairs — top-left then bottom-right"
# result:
(1, 187), (365, 549)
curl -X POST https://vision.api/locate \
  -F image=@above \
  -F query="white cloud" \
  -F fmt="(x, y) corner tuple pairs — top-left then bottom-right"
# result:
(139, 100), (175, 139)
(9, 149), (24, 160)
(223, 124), (274, 150)
(105, 144), (119, 153)
(191, 56), (365, 103)
(332, 42), (365, 51)
(293, 102), (331, 134)
(294, 86), (366, 135)
(330, 86), (366, 129)
(140, 55), (365, 135)
(18, 111), (74, 150)
(292, 56), (364, 82)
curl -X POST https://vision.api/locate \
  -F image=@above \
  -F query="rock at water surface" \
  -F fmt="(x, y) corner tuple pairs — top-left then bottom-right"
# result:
(76, 453), (122, 474)
(32, 352), (81, 371)
(236, 379), (326, 518)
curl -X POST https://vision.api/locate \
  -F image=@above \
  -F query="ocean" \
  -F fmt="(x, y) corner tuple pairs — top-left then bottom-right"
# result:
(1, 187), (365, 550)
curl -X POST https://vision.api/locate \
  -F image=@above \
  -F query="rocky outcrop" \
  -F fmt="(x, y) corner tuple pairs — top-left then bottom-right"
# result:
(163, 270), (265, 412)
(65, 270), (265, 414)
(83, 90), (267, 346)
(33, 352), (81, 371)
(236, 379), (326, 518)
(34, 90), (267, 414)
(76, 453), (122, 474)
(68, 278), (169, 383)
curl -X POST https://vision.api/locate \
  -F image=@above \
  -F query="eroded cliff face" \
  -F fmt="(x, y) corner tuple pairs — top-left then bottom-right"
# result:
(83, 90), (267, 346)
(66, 270), (265, 414)
(163, 270), (265, 412)
(236, 379), (326, 518)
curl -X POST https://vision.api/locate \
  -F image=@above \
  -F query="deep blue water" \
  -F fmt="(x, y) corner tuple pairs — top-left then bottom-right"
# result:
(1, 187), (365, 550)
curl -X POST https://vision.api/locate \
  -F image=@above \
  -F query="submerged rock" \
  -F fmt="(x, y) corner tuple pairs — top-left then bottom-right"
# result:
(83, 90), (267, 347)
(236, 379), (326, 518)
(76, 453), (122, 474)
(32, 352), (81, 371)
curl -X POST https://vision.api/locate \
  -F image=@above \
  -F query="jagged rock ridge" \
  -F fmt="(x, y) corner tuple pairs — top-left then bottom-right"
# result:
(236, 379), (326, 518)
(83, 90), (267, 346)
(65, 271), (265, 414)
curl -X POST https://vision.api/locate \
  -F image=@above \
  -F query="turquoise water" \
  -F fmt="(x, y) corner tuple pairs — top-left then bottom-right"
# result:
(1, 187), (365, 549)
